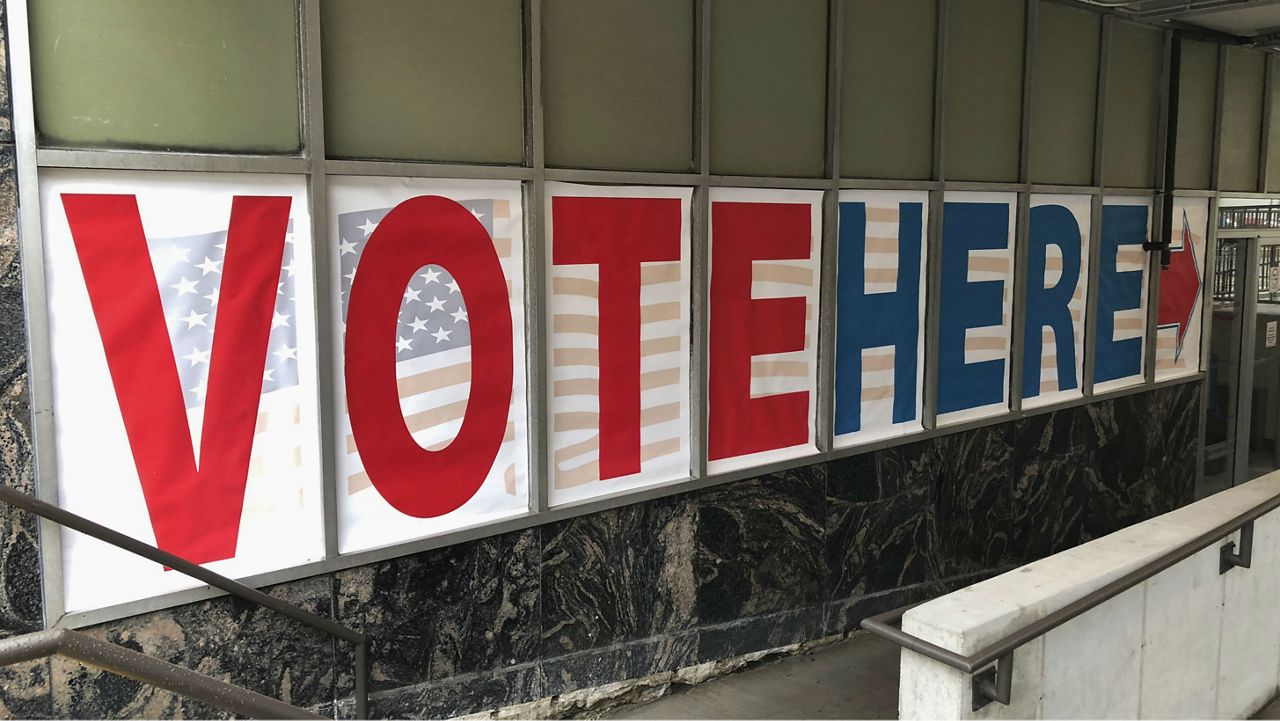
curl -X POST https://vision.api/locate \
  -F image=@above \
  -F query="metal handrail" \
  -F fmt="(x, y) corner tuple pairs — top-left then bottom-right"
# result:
(862, 489), (1280, 710)
(0, 628), (324, 719)
(0, 485), (369, 718)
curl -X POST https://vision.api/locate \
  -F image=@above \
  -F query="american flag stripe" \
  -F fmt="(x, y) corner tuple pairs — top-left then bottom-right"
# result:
(1026, 202), (1089, 399)
(550, 213), (687, 487)
(834, 192), (930, 440)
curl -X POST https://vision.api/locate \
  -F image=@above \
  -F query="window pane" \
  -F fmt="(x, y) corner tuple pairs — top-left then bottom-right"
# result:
(1266, 58), (1280, 193)
(841, 0), (935, 180)
(321, 0), (524, 164)
(1176, 39), (1219, 190)
(1029, 2), (1100, 186)
(1102, 21), (1162, 189)
(543, 0), (694, 171)
(944, 0), (1026, 182)
(1219, 47), (1265, 193)
(30, 0), (300, 153)
(710, 0), (826, 177)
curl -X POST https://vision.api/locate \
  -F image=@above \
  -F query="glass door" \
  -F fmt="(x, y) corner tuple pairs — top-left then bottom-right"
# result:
(1201, 237), (1244, 496)
(1243, 238), (1280, 481)
(1201, 232), (1280, 495)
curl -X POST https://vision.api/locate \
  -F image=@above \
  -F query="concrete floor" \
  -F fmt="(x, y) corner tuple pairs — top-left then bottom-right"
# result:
(605, 633), (900, 720)
(604, 633), (1280, 720)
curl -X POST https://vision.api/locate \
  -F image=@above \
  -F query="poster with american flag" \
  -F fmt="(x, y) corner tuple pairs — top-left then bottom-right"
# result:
(329, 177), (528, 554)
(1155, 197), (1207, 380)
(937, 192), (1017, 426)
(706, 187), (822, 474)
(1095, 196), (1152, 394)
(545, 183), (692, 506)
(1023, 194), (1091, 410)
(833, 190), (928, 449)
(39, 170), (324, 613)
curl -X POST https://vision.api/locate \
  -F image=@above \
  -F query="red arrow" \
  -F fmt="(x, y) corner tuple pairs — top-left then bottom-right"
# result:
(1157, 209), (1202, 360)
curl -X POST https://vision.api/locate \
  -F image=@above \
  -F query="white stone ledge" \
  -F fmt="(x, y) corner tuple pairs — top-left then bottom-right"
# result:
(900, 472), (1280, 719)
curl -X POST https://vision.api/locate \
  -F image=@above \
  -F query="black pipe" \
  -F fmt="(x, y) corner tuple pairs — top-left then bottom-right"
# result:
(1152, 31), (1183, 268)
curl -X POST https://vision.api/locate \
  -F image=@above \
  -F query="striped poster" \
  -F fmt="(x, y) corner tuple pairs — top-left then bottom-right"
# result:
(329, 177), (528, 554)
(39, 170), (324, 613)
(1155, 197), (1207, 380)
(546, 183), (692, 506)
(706, 187), (822, 473)
(937, 192), (1017, 426)
(1023, 194), (1091, 409)
(833, 190), (928, 448)
(1095, 196), (1152, 393)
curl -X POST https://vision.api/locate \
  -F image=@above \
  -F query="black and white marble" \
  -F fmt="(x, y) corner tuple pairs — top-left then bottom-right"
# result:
(363, 663), (540, 720)
(333, 529), (540, 698)
(52, 577), (336, 719)
(826, 446), (933, 599)
(692, 466), (825, 625)
(540, 493), (699, 657)
(540, 632), (697, 698)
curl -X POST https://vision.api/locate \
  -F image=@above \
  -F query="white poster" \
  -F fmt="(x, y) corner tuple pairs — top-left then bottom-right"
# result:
(1023, 194), (1091, 409)
(1094, 196), (1152, 393)
(545, 183), (692, 506)
(329, 177), (529, 554)
(936, 192), (1018, 426)
(833, 190), (928, 448)
(705, 187), (822, 474)
(1155, 197), (1208, 380)
(39, 169), (324, 613)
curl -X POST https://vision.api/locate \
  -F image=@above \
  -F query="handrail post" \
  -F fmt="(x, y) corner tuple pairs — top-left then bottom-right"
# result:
(354, 640), (369, 719)
(1220, 520), (1254, 574)
(972, 652), (1013, 711)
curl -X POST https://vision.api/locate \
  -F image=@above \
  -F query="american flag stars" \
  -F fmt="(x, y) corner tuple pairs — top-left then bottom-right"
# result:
(149, 225), (302, 407)
(336, 203), (490, 362)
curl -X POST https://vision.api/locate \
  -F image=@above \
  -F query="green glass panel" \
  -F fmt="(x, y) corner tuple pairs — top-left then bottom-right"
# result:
(1029, 2), (1100, 186)
(321, 0), (524, 164)
(30, 0), (300, 153)
(841, 0), (935, 180)
(944, 0), (1026, 182)
(1266, 58), (1280, 193)
(1219, 47), (1265, 193)
(710, 0), (826, 177)
(1102, 21), (1162, 189)
(1175, 40), (1219, 190)
(543, 0), (694, 171)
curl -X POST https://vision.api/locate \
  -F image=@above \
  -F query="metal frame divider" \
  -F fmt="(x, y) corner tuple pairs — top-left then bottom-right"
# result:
(301, 0), (340, 561)
(922, 0), (950, 432)
(1009, 0), (1038, 415)
(5, 0), (1224, 631)
(1083, 13), (1113, 397)
(525, 0), (549, 514)
(691, 0), (711, 480)
(815, 0), (843, 454)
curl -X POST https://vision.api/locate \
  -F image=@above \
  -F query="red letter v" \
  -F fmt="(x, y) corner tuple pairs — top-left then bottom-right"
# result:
(61, 194), (291, 564)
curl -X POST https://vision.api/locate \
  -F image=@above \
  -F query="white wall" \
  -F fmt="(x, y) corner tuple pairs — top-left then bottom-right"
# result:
(899, 473), (1280, 720)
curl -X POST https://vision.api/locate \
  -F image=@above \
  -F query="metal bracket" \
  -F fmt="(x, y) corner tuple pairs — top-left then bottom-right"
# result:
(1220, 521), (1254, 574)
(972, 652), (1014, 711)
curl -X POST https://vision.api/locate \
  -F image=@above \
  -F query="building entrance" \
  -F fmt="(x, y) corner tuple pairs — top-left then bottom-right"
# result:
(1202, 205), (1280, 495)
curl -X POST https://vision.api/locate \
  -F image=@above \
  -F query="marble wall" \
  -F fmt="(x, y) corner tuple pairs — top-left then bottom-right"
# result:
(8, 381), (1197, 719)
(0, 7), (1206, 720)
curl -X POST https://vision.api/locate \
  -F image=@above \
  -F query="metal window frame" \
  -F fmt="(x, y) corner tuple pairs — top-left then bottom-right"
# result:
(5, 0), (1234, 631)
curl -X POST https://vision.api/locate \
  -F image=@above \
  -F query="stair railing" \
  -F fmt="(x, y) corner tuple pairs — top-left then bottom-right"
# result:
(0, 484), (369, 719)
